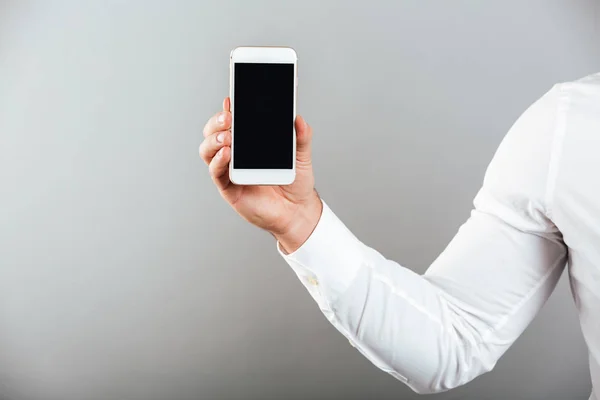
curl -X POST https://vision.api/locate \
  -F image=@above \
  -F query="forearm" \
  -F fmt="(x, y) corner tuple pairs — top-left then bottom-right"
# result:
(330, 257), (483, 393)
(279, 202), (566, 393)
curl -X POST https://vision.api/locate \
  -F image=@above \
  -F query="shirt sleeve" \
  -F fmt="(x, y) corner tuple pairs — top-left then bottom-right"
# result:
(278, 84), (569, 394)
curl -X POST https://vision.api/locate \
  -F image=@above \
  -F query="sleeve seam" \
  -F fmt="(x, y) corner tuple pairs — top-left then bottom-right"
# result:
(544, 82), (570, 221)
(478, 253), (565, 344)
(449, 254), (565, 387)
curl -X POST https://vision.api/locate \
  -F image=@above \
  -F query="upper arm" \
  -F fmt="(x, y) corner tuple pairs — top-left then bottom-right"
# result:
(425, 83), (568, 349)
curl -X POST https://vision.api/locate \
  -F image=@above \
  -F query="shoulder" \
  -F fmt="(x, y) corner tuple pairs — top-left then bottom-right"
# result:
(571, 71), (600, 85)
(474, 84), (560, 231)
(475, 72), (600, 230)
(556, 72), (600, 105)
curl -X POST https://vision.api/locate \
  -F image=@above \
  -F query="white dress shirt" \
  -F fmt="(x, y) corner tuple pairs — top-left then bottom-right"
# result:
(279, 73), (600, 399)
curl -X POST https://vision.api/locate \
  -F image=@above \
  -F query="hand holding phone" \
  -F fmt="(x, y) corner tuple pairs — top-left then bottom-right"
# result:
(198, 47), (322, 252)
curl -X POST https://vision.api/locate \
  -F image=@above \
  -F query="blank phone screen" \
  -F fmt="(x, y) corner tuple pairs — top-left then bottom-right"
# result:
(233, 63), (294, 169)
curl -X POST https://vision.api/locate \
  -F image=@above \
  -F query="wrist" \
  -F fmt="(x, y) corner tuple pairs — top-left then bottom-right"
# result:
(275, 190), (323, 254)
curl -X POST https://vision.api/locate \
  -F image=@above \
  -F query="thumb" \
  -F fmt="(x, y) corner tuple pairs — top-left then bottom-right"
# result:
(295, 115), (312, 163)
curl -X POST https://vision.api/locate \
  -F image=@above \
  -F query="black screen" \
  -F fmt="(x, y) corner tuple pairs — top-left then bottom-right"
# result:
(233, 63), (294, 169)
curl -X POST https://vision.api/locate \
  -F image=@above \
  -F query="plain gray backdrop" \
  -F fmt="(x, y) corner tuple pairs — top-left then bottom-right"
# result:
(1, 1), (600, 399)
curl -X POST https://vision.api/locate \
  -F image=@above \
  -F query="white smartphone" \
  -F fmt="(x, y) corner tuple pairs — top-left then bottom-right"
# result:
(229, 46), (298, 185)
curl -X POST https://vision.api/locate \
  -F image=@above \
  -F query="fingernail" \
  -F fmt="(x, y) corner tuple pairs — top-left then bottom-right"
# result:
(216, 132), (225, 143)
(218, 147), (225, 157)
(217, 113), (225, 125)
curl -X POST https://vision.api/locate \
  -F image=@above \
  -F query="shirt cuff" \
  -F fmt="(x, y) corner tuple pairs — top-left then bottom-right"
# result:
(277, 200), (367, 301)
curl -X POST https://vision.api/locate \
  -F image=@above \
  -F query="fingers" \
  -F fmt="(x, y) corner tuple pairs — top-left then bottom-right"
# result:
(223, 97), (231, 112)
(202, 96), (231, 138)
(200, 97), (233, 191)
(209, 146), (231, 191)
(203, 110), (231, 138)
(295, 115), (312, 163)
(199, 129), (231, 165)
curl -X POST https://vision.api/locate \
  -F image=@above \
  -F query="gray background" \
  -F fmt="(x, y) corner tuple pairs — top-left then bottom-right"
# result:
(1, 1), (599, 399)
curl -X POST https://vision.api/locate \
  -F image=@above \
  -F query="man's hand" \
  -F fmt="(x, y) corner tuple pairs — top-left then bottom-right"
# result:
(199, 97), (323, 253)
